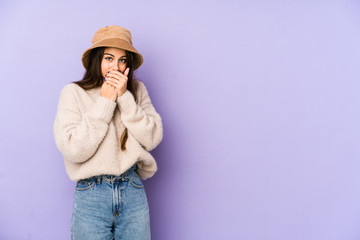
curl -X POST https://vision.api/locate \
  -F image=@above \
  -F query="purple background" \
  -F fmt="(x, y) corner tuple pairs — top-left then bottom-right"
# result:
(1, 0), (360, 239)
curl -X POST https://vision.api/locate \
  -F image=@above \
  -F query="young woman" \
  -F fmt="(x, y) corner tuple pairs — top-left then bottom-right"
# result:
(53, 25), (163, 239)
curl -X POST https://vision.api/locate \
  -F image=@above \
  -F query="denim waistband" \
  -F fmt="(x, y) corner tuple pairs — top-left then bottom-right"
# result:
(82, 164), (137, 183)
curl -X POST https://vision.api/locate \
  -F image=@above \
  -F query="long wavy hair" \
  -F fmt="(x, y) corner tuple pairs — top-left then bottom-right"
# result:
(74, 47), (139, 151)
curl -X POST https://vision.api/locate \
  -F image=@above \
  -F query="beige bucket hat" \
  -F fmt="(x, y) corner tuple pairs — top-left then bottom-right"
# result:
(81, 25), (143, 70)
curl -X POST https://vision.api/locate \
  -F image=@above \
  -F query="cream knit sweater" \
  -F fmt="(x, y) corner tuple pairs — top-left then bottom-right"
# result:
(53, 80), (163, 181)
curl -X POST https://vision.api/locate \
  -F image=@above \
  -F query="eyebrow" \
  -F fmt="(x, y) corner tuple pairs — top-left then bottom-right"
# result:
(104, 53), (127, 58)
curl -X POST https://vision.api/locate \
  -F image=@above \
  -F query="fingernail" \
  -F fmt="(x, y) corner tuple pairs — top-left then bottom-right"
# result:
(107, 71), (110, 73)
(103, 78), (106, 81)
(105, 74), (107, 76)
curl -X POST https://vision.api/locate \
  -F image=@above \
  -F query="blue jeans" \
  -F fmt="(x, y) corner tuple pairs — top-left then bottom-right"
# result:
(71, 165), (151, 239)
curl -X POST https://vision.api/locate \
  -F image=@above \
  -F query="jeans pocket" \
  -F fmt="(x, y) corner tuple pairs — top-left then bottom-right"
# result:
(129, 175), (144, 189)
(75, 178), (96, 191)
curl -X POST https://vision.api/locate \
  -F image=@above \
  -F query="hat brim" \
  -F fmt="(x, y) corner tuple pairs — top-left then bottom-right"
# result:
(81, 38), (143, 70)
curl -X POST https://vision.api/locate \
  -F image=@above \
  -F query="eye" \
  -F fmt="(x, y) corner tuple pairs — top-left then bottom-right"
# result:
(105, 57), (113, 61)
(120, 58), (127, 63)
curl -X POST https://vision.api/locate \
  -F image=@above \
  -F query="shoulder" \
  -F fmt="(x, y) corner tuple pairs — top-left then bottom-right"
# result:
(135, 79), (149, 96)
(61, 83), (82, 93)
(59, 83), (87, 98)
(57, 83), (87, 106)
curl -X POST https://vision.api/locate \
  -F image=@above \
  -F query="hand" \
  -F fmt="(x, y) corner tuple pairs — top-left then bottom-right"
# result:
(103, 68), (130, 97)
(100, 81), (118, 102)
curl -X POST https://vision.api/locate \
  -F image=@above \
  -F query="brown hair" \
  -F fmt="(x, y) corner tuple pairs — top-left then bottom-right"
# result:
(74, 47), (139, 151)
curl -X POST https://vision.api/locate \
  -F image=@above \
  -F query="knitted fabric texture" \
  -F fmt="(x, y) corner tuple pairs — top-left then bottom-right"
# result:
(53, 80), (163, 181)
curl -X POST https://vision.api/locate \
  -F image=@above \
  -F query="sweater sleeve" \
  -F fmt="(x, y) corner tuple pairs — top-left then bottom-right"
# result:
(116, 81), (163, 151)
(53, 84), (116, 163)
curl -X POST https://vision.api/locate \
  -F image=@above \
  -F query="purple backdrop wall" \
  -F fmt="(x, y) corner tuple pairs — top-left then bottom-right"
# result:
(1, 0), (360, 239)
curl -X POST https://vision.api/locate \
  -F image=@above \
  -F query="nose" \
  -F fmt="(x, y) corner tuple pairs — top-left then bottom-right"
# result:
(111, 61), (119, 71)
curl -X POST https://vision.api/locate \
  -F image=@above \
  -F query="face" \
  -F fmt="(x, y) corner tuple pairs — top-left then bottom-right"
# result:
(101, 47), (127, 77)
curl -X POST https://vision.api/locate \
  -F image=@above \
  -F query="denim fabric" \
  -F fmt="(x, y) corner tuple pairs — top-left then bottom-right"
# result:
(71, 165), (150, 240)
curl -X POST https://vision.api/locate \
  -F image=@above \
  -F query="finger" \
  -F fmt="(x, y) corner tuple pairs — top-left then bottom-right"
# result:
(108, 70), (124, 77)
(104, 78), (119, 87)
(106, 72), (125, 82)
(105, 72), (120, 80)
(105, 80), (118, 89)
(103, 82), (115, 90)
(108, 71), (128, 81)
(105, 76), (126, 85)
(106, 76), (127, 86)
(124, 68), (130, 76)
(105, 79), (126, 91)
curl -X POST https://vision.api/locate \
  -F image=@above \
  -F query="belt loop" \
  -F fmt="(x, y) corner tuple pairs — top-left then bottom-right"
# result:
(96, 176), (101, 184)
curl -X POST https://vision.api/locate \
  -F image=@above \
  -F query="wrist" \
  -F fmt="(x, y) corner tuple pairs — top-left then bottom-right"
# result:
(118, 89), (126, 97)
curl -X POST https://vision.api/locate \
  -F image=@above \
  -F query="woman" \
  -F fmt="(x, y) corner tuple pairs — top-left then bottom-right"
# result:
(53, 25), (163, 239)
